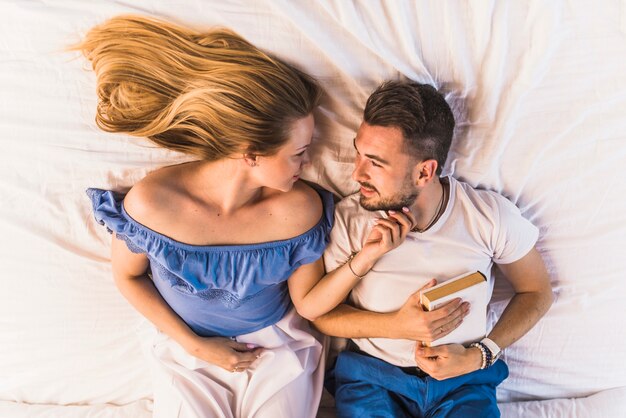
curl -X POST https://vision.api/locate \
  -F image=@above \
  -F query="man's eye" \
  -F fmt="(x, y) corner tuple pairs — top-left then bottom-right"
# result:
(371, 160), (382, 167)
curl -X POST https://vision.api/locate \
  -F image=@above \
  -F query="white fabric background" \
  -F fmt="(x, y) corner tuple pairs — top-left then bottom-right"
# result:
(1, 0), (625, 417)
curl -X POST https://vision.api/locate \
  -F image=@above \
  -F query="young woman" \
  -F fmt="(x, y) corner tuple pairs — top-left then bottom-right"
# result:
(78, 15), (360, 418)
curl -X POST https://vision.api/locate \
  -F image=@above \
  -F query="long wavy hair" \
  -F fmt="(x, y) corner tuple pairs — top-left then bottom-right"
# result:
(73, 15), (321, 160)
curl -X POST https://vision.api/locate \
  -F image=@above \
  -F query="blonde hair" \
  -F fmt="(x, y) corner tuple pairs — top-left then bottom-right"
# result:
(73, 15), (321, 160)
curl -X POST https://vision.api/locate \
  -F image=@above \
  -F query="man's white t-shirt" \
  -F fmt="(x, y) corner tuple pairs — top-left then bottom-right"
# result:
(323, 176), (539, 367)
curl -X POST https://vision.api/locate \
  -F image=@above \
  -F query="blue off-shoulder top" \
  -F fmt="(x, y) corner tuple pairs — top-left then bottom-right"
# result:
(87, 186), (334, 337)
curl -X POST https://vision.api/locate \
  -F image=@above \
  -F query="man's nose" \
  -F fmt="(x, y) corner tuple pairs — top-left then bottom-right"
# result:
(352, 159), (367, 183)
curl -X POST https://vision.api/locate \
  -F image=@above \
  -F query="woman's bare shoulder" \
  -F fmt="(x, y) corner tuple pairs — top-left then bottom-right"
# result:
(268, 181), (323, 237)
(123, 166), (184, 227)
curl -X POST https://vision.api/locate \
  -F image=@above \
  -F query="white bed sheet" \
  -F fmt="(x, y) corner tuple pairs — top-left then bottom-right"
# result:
(2, 0), (626, 416)
(0, 400), (152, 418)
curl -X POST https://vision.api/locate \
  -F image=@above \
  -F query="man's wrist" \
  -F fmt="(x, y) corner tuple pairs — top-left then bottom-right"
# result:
(384, 310), (407, 339)
(468, 338), (503, 370)
(467, 345), (485, 371)
(480, 337), (502, 365)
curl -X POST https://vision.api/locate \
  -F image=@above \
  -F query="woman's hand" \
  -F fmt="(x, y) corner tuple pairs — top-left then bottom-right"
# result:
(184, 336), (264, 372)
(362, 208), (416, 260)
(351, 208), (417, 275)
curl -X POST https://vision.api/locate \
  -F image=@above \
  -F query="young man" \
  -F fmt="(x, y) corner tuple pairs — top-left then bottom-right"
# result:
(314, 81), (553, 417)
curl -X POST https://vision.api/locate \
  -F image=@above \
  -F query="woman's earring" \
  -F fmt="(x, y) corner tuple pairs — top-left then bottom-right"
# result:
(244, 154), (258, 167)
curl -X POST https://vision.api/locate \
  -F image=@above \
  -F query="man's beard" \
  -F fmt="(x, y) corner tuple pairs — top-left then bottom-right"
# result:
(359, 180), (419, 212)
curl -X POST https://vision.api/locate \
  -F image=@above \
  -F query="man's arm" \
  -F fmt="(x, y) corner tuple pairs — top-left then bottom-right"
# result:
(312, 303), (399, 339)
(415, 246), (553, 380)
(313, 279), (468, 342)
(484, 246), (553, 349)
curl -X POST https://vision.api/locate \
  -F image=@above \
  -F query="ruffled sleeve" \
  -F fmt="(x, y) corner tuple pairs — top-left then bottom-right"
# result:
(86, 188), (149, 254)
(285, 186), (335, 268)
(85, 186), (335, 296)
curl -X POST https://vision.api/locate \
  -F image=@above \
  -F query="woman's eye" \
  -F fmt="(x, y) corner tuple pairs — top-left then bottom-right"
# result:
(294, 151), (305, 157)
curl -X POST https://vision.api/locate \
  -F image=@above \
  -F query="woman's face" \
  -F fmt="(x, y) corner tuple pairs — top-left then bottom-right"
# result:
(255, 114), (314, 192)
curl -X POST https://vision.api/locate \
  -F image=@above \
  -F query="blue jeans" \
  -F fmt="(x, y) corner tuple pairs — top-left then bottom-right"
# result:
(331, 350), (508, 418)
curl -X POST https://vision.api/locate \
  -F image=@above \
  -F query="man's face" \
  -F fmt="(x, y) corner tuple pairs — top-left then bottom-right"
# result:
(352, 122), (419, 211)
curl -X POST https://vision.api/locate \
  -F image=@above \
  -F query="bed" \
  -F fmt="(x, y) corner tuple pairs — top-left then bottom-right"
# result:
(1, 1), (625, 417)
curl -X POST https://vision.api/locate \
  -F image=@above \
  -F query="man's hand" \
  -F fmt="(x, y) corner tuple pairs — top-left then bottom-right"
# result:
(414, 343), (483, 380)
(390, 279), (469, 342)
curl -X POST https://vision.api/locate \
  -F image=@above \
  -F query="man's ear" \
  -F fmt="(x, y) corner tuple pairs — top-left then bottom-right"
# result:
(414, 159), (438, 186)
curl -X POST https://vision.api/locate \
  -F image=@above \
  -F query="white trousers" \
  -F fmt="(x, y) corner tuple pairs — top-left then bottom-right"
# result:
(150, 308), (326, 418)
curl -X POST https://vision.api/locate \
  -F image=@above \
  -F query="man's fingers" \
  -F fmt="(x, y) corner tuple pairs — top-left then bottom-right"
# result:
(416, 344), (447, 358)
(430, 312), (465, 340)
(408, 279), (438, 304)
(417, 278), (438, 293)
(427, 298), (465, 320)
(426, 301), (469, 338)
(398, 279), (436, 311)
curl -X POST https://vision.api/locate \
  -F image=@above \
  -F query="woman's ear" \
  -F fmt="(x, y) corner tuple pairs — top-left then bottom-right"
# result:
(243, 153), (258, 167)
(414, 159), (438, 186)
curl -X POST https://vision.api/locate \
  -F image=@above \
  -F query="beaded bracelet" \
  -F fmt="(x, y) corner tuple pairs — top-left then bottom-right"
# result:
(482, 341), (494, 367)
(469, 342), (493, 370)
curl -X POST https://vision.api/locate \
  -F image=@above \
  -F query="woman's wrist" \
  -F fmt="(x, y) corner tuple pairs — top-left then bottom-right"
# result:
(178, 328), (202, 353)
(346, 251), (375, 279)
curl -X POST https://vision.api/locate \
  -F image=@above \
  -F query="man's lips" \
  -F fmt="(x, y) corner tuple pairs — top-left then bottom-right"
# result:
(359, 184), (377, 196)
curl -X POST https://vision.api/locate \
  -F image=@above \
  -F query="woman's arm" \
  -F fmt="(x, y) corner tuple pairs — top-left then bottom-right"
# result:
(111, 235), (262, 371)
(288, 257), (361, 321)
(288, 208), (418, 321)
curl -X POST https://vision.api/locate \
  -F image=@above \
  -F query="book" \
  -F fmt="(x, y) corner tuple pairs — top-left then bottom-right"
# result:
(419, 271), (488, 347)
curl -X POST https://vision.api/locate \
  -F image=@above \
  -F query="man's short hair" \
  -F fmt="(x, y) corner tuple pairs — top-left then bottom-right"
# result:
(363, 81), (455, 175)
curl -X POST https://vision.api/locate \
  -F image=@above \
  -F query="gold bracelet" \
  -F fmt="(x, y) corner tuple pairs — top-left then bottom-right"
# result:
(346, 252), (366, 280)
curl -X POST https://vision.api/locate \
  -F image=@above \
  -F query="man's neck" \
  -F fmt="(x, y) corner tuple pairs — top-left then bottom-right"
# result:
(410, 177), (447, 232)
